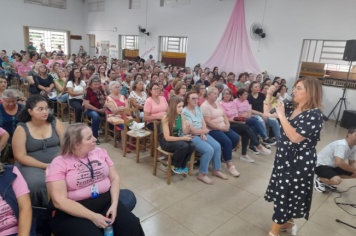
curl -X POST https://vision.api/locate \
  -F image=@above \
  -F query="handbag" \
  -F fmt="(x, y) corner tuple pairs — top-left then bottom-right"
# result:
(105, 96), (132, 125)
(233, 117), (247, 122)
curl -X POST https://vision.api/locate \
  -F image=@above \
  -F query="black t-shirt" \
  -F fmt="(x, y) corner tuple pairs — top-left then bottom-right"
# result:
(247, 92), (265, 113)
(37, 75), (54, 88)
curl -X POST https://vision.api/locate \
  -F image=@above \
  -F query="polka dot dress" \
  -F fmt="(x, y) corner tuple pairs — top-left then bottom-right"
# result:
(264, 104), (323, 225)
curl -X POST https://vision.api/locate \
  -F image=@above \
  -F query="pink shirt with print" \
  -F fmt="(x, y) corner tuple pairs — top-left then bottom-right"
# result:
(0, 166), (30, 236)
(46, 148), (114, 201)
(219, 101), (239, 120)
(233, 99), (251, 115)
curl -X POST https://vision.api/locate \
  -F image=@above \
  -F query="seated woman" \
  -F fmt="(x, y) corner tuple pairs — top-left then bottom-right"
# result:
(83, 76), (107, 145)
(276, 85), (290, 103)
(0, 90), (24, 160)
(36, 64), (55, 97)
(247, 81), (280, 142)
(226, 74), (237, 98)
(0, 74), (7, 102)
(49, 62), (60, 80)
(168, 78), (182, 100)
(66, 68), (87, 123)
(12, 95), (64, 207)
(45, 124), (145, 236)
(171, 81), (187, 100)
(261, 83), (270, 96)
(144, 82), (168, 131)
(0, 127), (9, 155)
(129, 80), (147, 120)
(200, 87), (240, 177)
(234, 88), (276, 146)
(55, 68), (68, 103)
(27, 60), (42, 95)
(183, 91), (225, 184)
(0, 163), (35, 236)
(234, 73), (246, 91)
(158, 71), (168, 88)
(220, 88), (271, 163)
(160, 96), (195, 174)
(183, 75), (193, 91)
(18, 58), (32, 83)
(194, 83), (206, 107)
(106, 81), (130, 152)
(104, 69), (117, 94)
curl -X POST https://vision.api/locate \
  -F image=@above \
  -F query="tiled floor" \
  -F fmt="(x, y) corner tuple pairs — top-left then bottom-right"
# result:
(70, 120), (356, 236)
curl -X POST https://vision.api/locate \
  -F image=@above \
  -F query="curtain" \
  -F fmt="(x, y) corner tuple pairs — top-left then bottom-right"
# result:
(202, 0), (261, 75)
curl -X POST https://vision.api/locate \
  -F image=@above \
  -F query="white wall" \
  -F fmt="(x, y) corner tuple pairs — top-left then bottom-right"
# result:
(0, 0), (88, 55)
(244, 0), (356, 118)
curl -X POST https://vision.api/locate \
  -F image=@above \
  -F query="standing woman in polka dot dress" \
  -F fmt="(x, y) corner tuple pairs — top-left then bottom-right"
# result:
(263, 76), (323, 236)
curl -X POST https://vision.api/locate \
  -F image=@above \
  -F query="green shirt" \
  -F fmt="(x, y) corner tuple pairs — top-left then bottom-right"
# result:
(27, 45), (36, 53)
(56, 79), (64, 94)
(234, 81), (245, 89)
(162, 114), (182, 135)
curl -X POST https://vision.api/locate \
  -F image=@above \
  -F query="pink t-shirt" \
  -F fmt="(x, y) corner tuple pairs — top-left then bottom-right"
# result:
(219, 101), (239, 120)
(13, 61), (22, 70)
(47, 60), (64, 68)
(27, 61), (34, 67)
(0, 128), (6, 155)
(45, 148), (114, 201)
(18, 66), (32, 79)
(144, 96), (168, 124)
(0, 166), (30, 236)
(200, 100), (225, 127)
(197, 96), (205, 107)
(233, 99), (251, 115)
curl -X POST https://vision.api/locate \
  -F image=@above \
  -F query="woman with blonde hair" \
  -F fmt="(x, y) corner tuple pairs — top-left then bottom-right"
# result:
(168, 77), (182, 100)
(45, 124), (144, 236)
(172, 81), (187, 100)
(37, 64), (55, 97)
(49, 62), (60, 80)
(55, 68), (68, 103)
(264, 76), (324, 236)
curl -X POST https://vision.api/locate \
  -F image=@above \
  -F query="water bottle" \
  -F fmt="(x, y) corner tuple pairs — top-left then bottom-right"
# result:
(104, 222), (114, 236)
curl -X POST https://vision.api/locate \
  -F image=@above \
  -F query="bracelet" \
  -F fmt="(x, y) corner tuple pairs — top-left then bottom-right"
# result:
(263, 100), (270, 105)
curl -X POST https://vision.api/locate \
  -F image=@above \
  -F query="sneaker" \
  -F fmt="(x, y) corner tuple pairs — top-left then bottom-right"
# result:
(262, 143), (271, 149)
(240, 155), (254, 163)
(171, 166), (182, 174)
(160, 163), (168, 171)
(256, 146), (271, 155)
(95, 139), (100, 145)
(248, 146), (259, 155)
(263, 138), (276, 146)
(314, 177), (325, 193)
(325, 183), (337, 190)
(182, 167), (188, 174)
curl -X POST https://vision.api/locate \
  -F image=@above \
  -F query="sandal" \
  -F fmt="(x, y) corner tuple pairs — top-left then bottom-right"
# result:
(269, 232), (279, 236)
(197, 175), (214, 185)
(227, 165), (240, 177)
(121, 146), (131, 153)
(280, 221), (297, 235)
(212, 171), (229, 180)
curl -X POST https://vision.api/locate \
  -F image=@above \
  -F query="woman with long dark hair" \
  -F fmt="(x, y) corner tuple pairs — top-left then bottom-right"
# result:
(12, 95), (64, 207)
(264, 77), (323, 236)
(66, 68), (86, 122)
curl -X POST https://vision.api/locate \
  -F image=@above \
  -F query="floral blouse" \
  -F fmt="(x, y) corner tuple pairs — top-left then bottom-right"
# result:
(128, 91), (147, 106)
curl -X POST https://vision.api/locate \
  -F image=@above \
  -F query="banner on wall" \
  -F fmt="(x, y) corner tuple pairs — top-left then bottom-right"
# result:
(100, 41), (110, 57)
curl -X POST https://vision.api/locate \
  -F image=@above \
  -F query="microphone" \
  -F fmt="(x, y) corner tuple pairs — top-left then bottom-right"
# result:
(269, 95), (293, 114)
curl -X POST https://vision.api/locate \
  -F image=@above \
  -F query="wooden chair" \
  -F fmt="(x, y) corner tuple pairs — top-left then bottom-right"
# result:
(68, 104), (76, 124)
(122, 108), (153, 162)
(105, 110), (120, 147)
(84, 113), (106, 130)
(57, 101), (67, 122)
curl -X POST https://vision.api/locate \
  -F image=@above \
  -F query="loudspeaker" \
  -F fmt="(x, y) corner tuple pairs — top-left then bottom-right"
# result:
(343, 40), (356, 61)
(340, 110), (356, 129)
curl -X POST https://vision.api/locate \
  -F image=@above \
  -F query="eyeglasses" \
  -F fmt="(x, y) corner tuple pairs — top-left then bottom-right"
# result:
(112, 86), (121, 89)
(3, 99), (17, 104)
(190, 97), (199, 101)
(292, 86), (305, 91)
(152, 88), (160, 91)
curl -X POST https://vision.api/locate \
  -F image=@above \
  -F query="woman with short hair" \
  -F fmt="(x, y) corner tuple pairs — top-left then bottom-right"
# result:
(12, 95), (64, 207)
(235, 73), (247, 90)
(37, 64), (55, 97)
(226, 74), (237, 97)
(83, 76), (107, 145)
(172, 81), (187, 100)
(46, 124), (144, 236)
(194, 83), (206, 107)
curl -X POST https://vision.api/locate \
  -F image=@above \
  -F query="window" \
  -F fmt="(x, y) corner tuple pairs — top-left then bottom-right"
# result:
(24, 0), (66, 9)
(89, 1), (105, 12)
(160, 0), (191, 7)
(122, 36), (139, 50)
(29, 28), (68, 55)
(160, 36), (188, 53)
(129, 0), (141, 9)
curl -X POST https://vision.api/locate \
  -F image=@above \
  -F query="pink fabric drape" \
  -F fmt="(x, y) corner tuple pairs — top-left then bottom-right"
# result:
(202, 0), (261, 75)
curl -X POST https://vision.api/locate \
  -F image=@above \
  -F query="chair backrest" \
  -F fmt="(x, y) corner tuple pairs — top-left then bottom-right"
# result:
(123, 107), (140, 133)
(153, 121), (163, 149)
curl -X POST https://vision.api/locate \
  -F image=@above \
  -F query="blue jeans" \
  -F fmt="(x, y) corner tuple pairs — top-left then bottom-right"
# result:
(56, 93), (68, 103)
(253, 114), (281, 142)
(209, 129), (239, 162)
(246, 117), (267, 139)
(85, 109), (105, 137)
(191, 134), (221, 174)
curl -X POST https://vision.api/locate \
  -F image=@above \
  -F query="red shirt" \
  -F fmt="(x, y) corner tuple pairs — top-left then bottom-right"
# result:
(84, 86), (107, 109)
(165, 84), (173, 92)
(227, 83), (237, 97)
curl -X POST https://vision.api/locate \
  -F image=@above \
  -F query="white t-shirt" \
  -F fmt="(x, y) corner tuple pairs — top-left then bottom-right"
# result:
(277, 93), (291, 103)
(316, 139), (356, 168)
(67, 80), (86, 99)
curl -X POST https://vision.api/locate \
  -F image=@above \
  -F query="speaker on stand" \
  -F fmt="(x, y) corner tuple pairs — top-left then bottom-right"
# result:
(327, 40), (356, 127)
